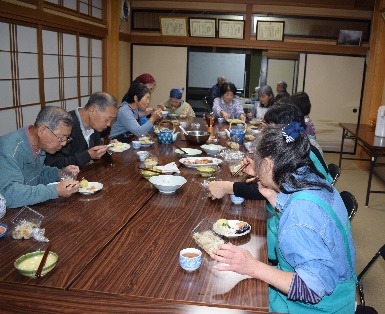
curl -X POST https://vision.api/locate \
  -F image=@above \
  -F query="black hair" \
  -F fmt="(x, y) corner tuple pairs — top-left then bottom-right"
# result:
(122, 83), (150, 104)
(85, 92), (117, 111)
(34, 106), (73, 130)
(264, 102), (306, 130)
(258, 85), (275, 108)
(219, 82), (237, 96)
(290, 92), (312, 116)
(255, 124), (332, 193)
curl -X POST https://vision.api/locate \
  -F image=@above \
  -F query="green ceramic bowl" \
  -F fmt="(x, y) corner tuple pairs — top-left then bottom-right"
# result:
(196, 166), (217, 177)
(14, 251), (58, 277)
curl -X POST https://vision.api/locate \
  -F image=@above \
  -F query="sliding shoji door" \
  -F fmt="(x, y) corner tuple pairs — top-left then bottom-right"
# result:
(0, 22), (41, 135)
(0, 22), (103, 136)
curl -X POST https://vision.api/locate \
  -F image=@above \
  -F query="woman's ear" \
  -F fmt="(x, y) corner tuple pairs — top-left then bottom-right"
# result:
(134, 95), (138, 103)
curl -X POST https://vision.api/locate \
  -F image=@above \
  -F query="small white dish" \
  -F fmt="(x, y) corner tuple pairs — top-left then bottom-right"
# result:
(149, 175), (187, 194)
(140, 141), (155, 148)
(78, 182), (103, 195)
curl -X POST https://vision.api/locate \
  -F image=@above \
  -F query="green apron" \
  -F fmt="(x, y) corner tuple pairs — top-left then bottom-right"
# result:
(269, 192), (356, 313)
(309, 150), (333, 184)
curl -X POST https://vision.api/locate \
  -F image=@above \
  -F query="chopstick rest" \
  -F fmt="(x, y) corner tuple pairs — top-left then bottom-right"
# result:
(35, 243), (52, 278)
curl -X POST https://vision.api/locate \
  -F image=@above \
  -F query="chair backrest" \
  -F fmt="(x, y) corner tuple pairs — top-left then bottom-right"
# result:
(328, 163), (341, 185)
(202, 96), (212, 112)
(340, 191), (358, 221)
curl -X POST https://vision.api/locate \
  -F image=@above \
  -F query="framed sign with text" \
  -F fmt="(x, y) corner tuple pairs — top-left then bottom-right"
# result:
(256, 21), (284, 41)
(189, 18), (216, 38)
(160, 17), (188, 36)
(218, 19), (245, 39)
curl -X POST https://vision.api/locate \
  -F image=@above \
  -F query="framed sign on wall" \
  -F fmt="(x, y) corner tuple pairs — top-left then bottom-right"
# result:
(160, 17), (188, 36)
(189, 18), (216, 38)
(256, 21), (284, 41)
(218, 19), (245, 39)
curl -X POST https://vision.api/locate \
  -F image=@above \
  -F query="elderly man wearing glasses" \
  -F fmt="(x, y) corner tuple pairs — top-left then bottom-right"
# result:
(0, 106), (80, 208)
(45, 92), (117, 169)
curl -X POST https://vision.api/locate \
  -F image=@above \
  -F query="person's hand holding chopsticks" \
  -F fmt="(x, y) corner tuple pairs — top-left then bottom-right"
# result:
(240, 157), (256, 176)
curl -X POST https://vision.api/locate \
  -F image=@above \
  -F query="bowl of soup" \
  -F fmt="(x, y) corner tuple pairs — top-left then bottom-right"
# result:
(14, 250), (58, 277)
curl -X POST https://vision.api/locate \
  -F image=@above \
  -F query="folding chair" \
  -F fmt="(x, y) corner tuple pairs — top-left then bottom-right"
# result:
(328, 163), (341, 185)
(355, 244), (385, 313)
(340, 191), (358, 221)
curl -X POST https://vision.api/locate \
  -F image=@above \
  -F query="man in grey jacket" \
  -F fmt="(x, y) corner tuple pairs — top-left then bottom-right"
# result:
(0, 106), (79, 208)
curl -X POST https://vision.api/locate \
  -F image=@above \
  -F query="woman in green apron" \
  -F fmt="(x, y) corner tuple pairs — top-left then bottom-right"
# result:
(212, 123), (356, 313)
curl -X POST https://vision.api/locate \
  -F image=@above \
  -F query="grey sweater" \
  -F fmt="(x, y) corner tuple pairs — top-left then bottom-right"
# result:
(0, 127), (59, 208)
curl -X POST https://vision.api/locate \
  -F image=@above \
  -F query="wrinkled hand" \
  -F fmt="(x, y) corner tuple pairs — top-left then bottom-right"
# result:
(63, 165), (79, 177)
(56, 180), (79, 197)
(258, 182), (278, 207)
(207, 181), (234, 199)
(151, 108), (163, 121)
(221, 111), (229, 120)
(212, 243), (257, 276)
(239, 114), (246, 122)
(241, 157), (256, 176)
(89, 145), (107, 159)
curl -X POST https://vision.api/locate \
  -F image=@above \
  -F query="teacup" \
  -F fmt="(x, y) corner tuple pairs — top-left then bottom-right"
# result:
(230, 194), (245, 205)
(217, 117), (224, 123)
(179, 248), (202, 272)
(137, 151), (149, 161)
(132, 141), (141, 149)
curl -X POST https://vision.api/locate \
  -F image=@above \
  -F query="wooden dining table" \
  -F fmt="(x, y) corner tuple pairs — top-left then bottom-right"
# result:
(0, 118), (269, 313)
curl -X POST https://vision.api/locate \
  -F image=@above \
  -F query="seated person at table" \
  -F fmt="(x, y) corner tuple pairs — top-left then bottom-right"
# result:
(290, 91), (316, 137)
(212, 123), (356, 313)
(247, 85), (274, 120)
(274, 80), (290, 101)
(0, 106), (80, 209)
(45, 92), (117, 169)
(207, 75), (227, 108)
(109, 83), (162, 143)
(133, 73), (157, 125)
(212, 82), (246, 122)
(158, 88), (195, 117)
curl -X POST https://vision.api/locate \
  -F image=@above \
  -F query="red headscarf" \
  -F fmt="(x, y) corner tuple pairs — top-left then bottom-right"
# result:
(134, 73), (156, 85)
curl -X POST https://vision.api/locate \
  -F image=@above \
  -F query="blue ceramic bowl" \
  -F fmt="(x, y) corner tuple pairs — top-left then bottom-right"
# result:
(179, 248), (202, 272)
(0, 223), (7, 237)
(230, 194), (245, 205)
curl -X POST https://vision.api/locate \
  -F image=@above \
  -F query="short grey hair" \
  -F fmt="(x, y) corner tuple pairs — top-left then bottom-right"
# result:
(217, 76), (227, 83)
(277, 81), (287, 90)
(85, 92), (117, 111)
(34, 106), (73, 130)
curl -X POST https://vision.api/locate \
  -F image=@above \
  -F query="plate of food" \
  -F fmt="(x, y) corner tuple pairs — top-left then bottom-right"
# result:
(212, 219), (251, 238)
(179, 157), (222, 168)
(78, 180), (103, 195)
(175, 148), (202, 157)
(108, 142), (130, 152)
(139, 139), (155, 147)
(227, 118), (244, 124)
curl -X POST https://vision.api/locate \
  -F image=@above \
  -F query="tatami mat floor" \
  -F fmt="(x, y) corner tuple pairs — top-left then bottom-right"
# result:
(325, 153), (385, 312)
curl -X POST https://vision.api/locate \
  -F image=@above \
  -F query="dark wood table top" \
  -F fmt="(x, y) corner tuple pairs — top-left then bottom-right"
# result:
(0, 117), (268, 312)
(339, 122), (385, 149)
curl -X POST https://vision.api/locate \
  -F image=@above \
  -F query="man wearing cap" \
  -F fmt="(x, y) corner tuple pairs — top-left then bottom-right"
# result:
(159, 88), (195, 117)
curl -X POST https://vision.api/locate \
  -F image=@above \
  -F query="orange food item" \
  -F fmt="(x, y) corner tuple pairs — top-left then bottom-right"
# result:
(87, 186), (96, 191)
(0, 226), (5, 233)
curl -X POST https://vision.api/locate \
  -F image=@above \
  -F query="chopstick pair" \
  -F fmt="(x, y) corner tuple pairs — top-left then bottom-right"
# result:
(35, 243), (51, 278)
(232, 162), (250, 177)
(173, 143), (188, 155)
(138, 167), (162, 174)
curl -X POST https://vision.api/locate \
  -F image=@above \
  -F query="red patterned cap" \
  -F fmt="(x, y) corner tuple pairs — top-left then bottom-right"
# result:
(134, 73), (156, 85)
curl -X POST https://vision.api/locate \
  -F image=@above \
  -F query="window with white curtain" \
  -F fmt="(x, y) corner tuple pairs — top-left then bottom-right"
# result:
(0, 20), (103, 135)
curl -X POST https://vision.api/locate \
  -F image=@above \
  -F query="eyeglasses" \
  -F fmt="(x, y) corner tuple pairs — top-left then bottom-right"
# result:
(46, 126), (72, 144)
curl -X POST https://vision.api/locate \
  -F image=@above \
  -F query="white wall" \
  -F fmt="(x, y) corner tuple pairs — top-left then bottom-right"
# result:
(266, 59), (297, 95)
(132, 45), (188, 109)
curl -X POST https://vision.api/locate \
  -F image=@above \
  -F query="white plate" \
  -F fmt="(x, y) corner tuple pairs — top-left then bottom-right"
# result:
(179, 157), (222, 168)
(175, 148), (202, 156)
(108, 143), (130, 152)
(78, 182), (103, 195)
(140, 141), (155, 148)
(213, 220), (251, 238)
